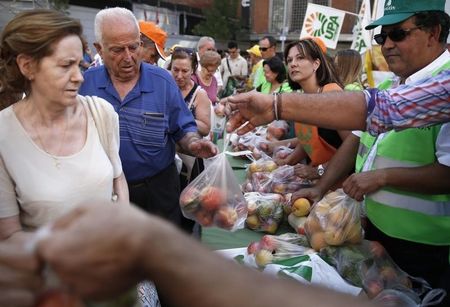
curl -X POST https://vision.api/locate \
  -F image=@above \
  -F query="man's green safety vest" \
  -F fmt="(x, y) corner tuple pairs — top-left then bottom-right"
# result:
(355, 61), (450, 245)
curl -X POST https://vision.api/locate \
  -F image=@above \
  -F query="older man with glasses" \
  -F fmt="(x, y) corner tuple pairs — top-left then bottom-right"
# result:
(79, 8), (217, 232)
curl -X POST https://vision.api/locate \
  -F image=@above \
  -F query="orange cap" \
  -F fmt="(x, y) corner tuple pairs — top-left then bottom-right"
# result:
(303, 36), (327, 54)
(139, 20), (167, 60)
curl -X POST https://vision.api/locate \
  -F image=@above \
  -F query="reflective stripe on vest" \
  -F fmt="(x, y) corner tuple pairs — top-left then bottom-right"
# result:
(369, 190), (450, 216)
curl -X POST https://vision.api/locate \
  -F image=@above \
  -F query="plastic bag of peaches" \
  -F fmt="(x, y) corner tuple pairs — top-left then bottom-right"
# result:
(304, 189), (364, 252)
(179, 152), (247, 231)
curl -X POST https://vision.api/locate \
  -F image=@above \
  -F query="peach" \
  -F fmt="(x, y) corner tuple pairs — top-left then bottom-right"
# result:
(292, 198), (311, 217)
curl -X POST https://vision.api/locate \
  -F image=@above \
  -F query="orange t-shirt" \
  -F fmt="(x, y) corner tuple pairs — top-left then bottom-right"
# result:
(294, 83), (342, 166)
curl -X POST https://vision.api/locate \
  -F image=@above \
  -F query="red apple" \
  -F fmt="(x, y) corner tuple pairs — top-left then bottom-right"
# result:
(195, 209), (214, 226)
(199, 186), (226, 211)
(259, 235), (277, 252)
(214, 207), (238, 230)
(247, 241), (260, 255)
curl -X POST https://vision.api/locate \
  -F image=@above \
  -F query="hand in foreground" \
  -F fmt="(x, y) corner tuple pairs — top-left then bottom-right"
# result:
(37, 202), (151, 300)
(225, 91), (273, 135)
(0, 241), (43, 307)
(188, 139), (218, 158)
(294, 164), (320, 180)
(342, 170), (386, 201)
(291, 186), (324, 204)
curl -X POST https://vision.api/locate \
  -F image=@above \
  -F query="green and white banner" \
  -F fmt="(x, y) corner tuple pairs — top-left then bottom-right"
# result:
(351, 0), (372, 54)
(300, 3), (346, 49)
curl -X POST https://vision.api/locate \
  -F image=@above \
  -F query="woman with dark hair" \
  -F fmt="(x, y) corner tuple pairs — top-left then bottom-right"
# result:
(257, 56), (292, 94)
(169, 48), (211, 137)
(280, 38), (350, 180)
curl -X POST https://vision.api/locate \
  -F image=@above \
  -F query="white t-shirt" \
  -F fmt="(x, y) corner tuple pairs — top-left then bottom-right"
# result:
(0, 99), (122, 229)
(220, 55), (248, 87)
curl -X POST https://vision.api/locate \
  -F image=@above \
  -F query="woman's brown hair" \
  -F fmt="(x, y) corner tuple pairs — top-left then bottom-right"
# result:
(0, 9), (84, 109)
(284, 38), (342, 91)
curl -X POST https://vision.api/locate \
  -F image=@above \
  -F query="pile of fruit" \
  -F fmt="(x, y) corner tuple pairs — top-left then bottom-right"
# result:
(180, 185), (246, 230)
(247, 233), (314, 267)
(244, 192), (286, 234)
(304, 190), (363, 251)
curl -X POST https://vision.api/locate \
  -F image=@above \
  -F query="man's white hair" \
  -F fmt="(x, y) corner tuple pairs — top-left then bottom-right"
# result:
(197, 36), (215, 50)
(94, 7), (139, 44)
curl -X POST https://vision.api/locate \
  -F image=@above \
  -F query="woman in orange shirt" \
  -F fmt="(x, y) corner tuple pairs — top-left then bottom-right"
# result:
(280, 38), (350, 180)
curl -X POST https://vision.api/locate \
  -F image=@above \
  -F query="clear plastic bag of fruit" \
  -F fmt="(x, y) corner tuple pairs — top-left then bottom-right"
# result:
(179, 152), (247, 231)
(232, 130), (267, 159)
(246, 233), (314, 267)
(244, 192), (286, 234)
(319, 240), (446, 305)
(304, 189), (363, 251)
(269, 165), (312, 194)
(272, 145), (294, 160)
(246, 151), (278, 175)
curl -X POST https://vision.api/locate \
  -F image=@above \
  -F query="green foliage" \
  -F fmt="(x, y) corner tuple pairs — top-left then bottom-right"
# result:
(49, 0), (69, 12)
(193, 0), (241, 40)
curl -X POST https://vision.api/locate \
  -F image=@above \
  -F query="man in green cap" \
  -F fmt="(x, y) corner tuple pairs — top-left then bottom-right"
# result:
(295, 0), (450, 302)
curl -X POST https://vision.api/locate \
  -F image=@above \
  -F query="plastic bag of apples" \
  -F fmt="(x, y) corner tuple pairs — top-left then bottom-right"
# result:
(179, 152), (247, 231)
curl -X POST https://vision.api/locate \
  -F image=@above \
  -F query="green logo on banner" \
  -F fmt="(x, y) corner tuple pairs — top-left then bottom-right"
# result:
(312, 13), (340, 40)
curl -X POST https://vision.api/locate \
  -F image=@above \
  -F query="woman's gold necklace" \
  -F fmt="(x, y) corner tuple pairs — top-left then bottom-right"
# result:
(34, 111), (69, 169)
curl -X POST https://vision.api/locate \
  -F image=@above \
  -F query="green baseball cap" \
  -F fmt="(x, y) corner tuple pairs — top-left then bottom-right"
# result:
(365, 0), (445, 30)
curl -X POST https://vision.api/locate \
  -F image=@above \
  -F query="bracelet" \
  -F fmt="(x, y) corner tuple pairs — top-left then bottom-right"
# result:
(276, 92), (282, 120)
(272, 92), (279, 121)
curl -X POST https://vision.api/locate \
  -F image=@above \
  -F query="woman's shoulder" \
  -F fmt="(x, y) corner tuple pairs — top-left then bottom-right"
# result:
(323, 83), (343, 92)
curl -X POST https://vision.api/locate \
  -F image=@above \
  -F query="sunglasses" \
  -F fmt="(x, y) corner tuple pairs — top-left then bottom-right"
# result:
(374, 27), (422, 45)
(173, 47), (195, 55)
(259, 46), (272, 52)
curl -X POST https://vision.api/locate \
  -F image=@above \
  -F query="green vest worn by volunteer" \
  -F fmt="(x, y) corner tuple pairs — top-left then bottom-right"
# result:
(355, 61), (450, 245)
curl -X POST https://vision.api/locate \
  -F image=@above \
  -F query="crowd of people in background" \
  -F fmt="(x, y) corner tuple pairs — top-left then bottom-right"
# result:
(0, 1), (449, 306)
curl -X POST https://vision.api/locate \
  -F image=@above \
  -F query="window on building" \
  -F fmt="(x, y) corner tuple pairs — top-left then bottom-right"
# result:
(271, 0), (331, 34)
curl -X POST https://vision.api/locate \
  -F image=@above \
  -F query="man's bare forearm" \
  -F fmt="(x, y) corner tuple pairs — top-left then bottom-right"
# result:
(279, 92), (367, 131)
(139, 216), (377, 307)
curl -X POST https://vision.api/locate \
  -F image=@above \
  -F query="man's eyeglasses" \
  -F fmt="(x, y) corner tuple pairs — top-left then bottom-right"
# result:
(109, 42), (142, 55)
(259, 46), (272, 52)
(374, 27), (422, 45)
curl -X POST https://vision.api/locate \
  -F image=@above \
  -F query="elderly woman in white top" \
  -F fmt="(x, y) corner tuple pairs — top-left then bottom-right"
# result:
(0, 9), (128, 242)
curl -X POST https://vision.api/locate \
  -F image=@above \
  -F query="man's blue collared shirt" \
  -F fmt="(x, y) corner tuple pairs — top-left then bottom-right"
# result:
(79, 63), (197, 182)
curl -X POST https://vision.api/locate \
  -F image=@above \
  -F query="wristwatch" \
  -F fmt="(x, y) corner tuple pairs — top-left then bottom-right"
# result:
(317, 164), (325, 176)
